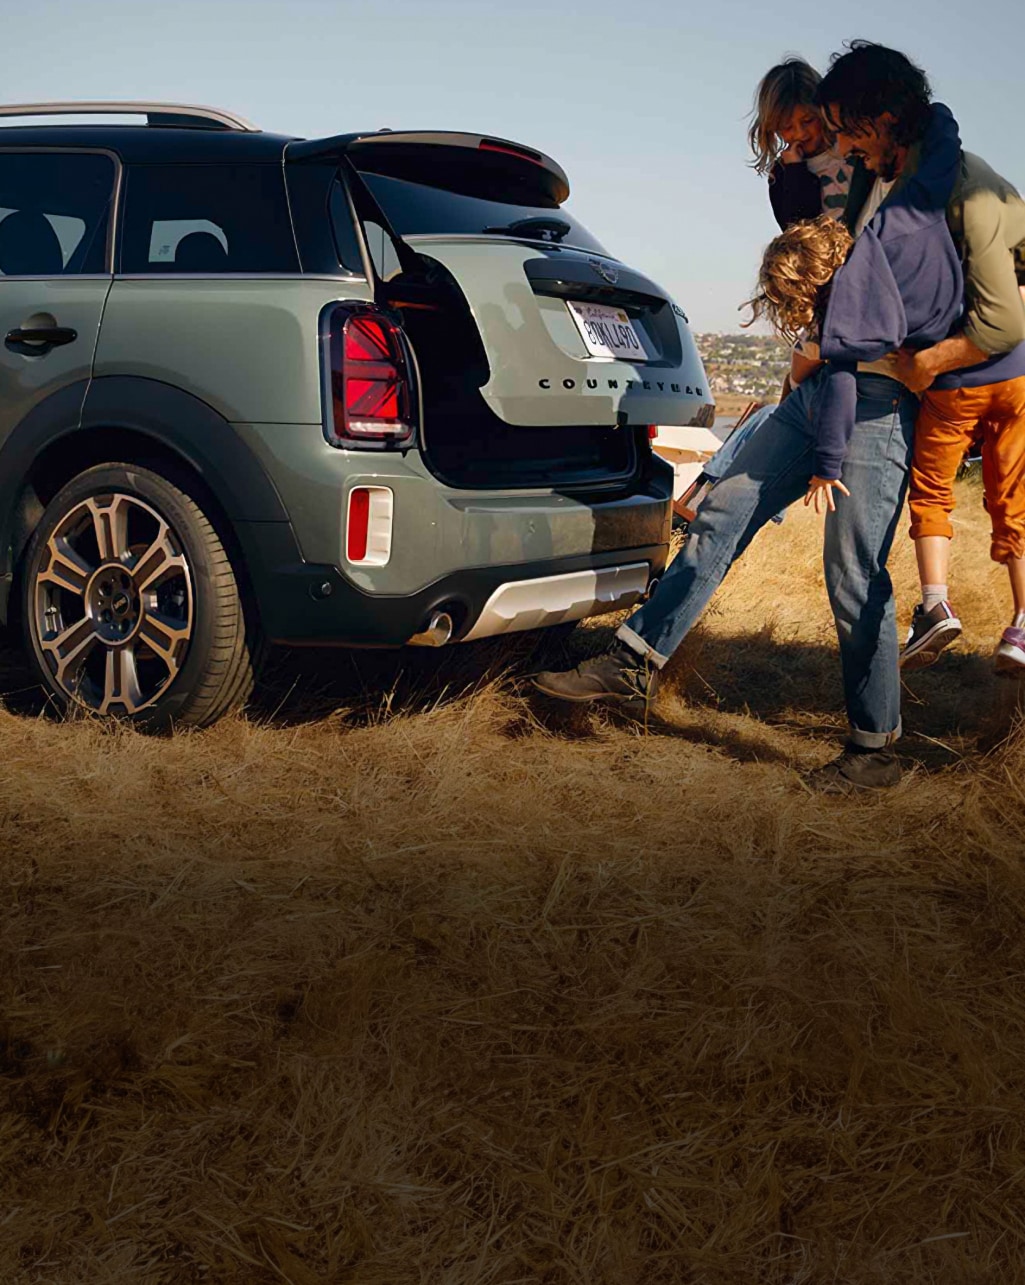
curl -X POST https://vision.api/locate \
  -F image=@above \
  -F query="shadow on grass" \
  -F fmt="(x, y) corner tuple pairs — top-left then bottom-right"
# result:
(667, 626), (1022, 768)
(251, 619), (1023, 769)
(1, 618), (1019, 768)
(249, 623), (586, 727)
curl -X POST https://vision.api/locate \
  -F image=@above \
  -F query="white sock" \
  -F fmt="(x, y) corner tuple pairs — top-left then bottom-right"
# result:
(1013, 610), (1025, 630)
(922, 584), (948, 613)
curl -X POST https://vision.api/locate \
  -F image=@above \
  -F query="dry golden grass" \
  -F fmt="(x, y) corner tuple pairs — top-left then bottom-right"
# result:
(3, 476), (1025, 1283)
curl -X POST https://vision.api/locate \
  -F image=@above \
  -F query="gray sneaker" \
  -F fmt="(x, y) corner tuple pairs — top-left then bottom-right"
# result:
(532, 642), (660, 713)
(805, 744), (902, 794)
(900, 601), (962, 670)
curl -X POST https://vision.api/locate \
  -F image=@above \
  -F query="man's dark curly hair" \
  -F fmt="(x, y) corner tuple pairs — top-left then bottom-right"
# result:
(814, 41), (932, 147)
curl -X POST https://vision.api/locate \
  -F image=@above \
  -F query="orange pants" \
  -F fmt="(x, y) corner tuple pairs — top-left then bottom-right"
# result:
(909, 376), (1025, 564)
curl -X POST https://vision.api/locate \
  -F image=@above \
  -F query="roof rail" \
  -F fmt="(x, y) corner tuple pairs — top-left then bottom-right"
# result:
(0, 102), (259, 132)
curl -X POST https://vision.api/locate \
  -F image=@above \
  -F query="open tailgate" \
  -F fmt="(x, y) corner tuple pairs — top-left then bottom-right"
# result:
(288, 129), (713, 429)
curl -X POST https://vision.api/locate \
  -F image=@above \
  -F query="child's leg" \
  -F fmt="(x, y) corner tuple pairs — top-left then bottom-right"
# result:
(1008, 557), (1025, 620)
(914, 535), (952, 604)
(983, 377), (1025, 569)
(902, 388), (978, 667)
(908, 386), (981, 558)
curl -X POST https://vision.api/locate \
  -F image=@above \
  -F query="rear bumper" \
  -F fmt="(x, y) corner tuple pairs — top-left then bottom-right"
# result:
(233, 423), (673, 593)
(243, 528), (669, 647)
(233, 424), (672, 646)
(462, 562), (650, 641)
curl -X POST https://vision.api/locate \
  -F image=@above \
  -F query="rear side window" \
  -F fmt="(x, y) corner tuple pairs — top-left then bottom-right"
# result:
(120, 164), (299, 274)
(354, 171), (608, 256)
(0, 151), (115, 275)
(327, 179), (367, 275)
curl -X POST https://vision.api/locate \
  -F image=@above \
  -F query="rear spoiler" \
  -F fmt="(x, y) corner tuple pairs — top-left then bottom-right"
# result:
(284, 129), (570, 207)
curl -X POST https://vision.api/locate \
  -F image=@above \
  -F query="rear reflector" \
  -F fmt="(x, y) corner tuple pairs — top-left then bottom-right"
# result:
(346, 486), (394, 566)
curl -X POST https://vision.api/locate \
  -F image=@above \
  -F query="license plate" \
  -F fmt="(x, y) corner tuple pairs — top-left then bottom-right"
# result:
(565, 300), (647, 362)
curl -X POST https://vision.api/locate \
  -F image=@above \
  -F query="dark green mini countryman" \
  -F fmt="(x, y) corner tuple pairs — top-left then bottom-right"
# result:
(0, 101), (712, 728)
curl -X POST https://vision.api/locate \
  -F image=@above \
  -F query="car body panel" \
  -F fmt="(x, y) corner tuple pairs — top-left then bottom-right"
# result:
(80, 376), (292, 521)
(92, 277), (375, 425)
(0, 277), (110, 441)
(0, 377), (89, 620)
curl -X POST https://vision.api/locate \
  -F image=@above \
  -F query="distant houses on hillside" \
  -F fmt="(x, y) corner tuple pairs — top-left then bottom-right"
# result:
(696, 332), (790, 401)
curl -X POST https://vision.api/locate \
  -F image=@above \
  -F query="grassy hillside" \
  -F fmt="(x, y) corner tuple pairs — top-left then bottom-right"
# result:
(2, 475), (1024, 1283)
(711, 391), (773, 417)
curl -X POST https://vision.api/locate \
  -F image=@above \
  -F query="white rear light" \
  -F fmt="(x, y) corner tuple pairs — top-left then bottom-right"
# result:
(346, 486), (393, 566)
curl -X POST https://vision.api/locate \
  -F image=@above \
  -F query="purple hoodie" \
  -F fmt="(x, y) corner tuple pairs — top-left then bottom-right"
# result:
(812, 104), (965, 479)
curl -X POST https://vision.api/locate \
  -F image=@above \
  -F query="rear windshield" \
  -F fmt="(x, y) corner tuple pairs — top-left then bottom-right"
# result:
(355, 171), (608, 256)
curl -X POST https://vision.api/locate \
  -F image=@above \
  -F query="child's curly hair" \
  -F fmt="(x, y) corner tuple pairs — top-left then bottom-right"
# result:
(743, 215), (854, 344)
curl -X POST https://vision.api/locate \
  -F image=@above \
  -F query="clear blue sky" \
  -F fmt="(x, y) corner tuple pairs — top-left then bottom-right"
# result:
(6, 0), (1022, 330)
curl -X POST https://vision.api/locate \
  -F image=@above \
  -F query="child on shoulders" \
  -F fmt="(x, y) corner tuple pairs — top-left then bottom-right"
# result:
(749, 59), (855, 230)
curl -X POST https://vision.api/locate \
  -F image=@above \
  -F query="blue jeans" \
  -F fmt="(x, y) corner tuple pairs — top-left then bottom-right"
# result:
(704, 404), (776, 480)
(619, 370), (917, 748)
(704, 404), (787, 523)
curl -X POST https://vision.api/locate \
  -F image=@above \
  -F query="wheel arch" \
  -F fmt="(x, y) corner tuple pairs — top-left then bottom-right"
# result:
(0, 376), (293, 629)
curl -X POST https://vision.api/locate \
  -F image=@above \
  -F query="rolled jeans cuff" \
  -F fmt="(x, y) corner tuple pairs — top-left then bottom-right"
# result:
(848, 720), (902, 750)
(616, 624), (669, 669)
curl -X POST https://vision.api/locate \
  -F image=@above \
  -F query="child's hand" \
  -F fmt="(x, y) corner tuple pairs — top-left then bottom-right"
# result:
(779, 141), (805, 164)
(804, 476), (850, 515)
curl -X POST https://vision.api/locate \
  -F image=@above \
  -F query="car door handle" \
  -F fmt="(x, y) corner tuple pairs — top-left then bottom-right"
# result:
(6, 326), (79, 351)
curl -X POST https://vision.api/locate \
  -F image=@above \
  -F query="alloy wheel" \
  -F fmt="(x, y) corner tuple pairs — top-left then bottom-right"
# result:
(32, 492), (194, 715)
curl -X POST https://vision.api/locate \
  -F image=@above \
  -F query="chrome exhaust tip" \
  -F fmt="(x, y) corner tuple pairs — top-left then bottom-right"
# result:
(406, 610), (454, 648)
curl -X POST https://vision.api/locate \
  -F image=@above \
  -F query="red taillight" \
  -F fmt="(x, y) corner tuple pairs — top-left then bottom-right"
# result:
(325, 306), (416, 448)
(647, 425), (659, 441)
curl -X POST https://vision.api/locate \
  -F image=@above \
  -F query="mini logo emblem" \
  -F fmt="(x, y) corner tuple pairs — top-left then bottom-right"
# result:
(588, 257), (619, 286)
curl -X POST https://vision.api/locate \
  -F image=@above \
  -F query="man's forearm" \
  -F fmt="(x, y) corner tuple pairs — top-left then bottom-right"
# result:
(915, 334), (989, 381)
(894, 332), (991, 394)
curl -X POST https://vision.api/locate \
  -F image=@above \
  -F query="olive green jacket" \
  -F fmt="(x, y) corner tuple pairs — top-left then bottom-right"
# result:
(946, 151), (1025, 354)
(847, 141), (1025, 357)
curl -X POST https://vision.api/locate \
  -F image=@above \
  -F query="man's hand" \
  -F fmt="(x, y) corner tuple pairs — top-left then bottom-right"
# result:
(804, 476), (851, 515)
(894, 347), (937, 394)
(897, 334), (991, 393)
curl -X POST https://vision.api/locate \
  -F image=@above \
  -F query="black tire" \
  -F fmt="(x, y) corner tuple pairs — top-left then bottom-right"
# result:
(21, 462), (262, 731)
